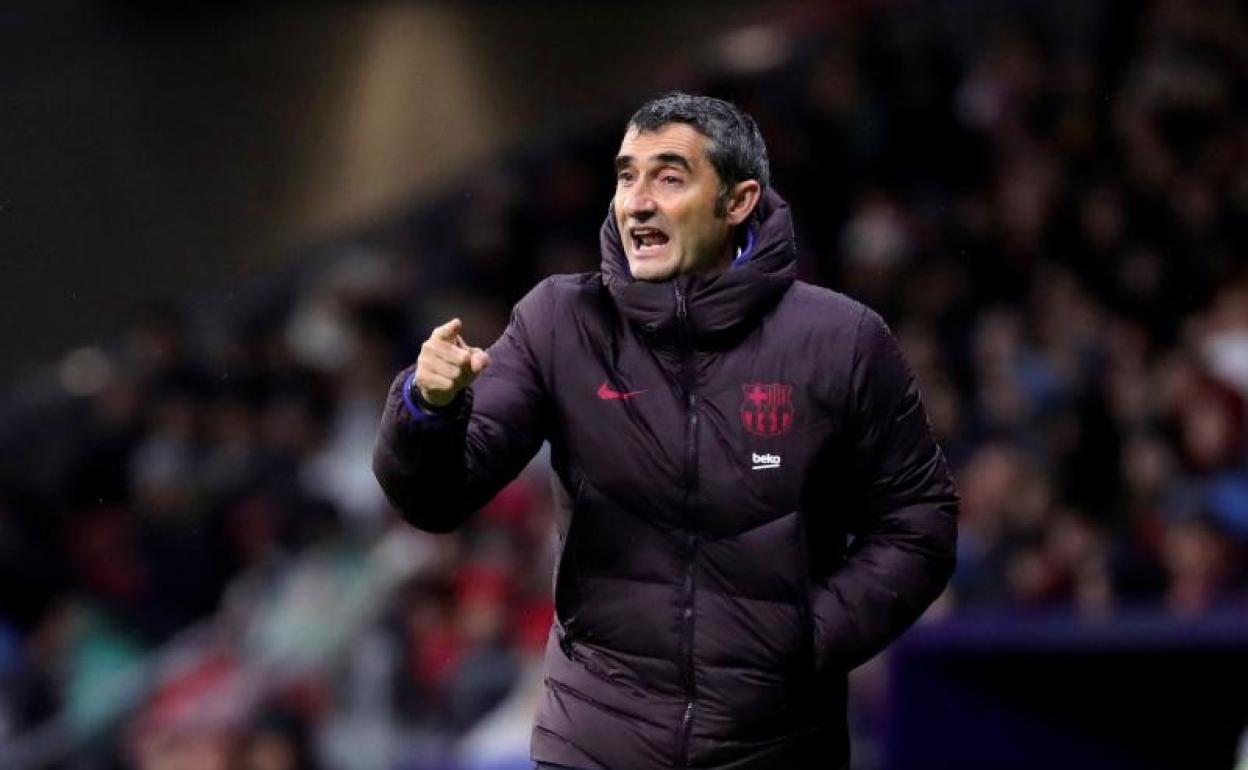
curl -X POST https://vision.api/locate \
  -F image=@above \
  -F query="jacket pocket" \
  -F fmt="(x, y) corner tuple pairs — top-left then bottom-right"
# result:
(794, 509), (821, 677)
(553, 477), (586, 643)
(561, 638), (647, 700)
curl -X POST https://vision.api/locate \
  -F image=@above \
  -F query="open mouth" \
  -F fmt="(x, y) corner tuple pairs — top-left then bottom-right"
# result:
(630, 227), (670, 256)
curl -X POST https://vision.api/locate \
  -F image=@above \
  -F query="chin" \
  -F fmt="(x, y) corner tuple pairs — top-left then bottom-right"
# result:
(627, 258), (678, 282)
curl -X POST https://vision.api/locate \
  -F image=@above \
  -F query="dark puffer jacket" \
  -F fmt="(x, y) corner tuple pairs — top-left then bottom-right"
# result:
(373, 189), (959, 770)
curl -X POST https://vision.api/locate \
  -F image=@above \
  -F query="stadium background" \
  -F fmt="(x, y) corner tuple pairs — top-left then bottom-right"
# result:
(1, 1), (1245, 768)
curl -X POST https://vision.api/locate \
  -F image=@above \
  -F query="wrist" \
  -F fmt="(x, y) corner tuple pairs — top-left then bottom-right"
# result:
(402, 371), (449, 420)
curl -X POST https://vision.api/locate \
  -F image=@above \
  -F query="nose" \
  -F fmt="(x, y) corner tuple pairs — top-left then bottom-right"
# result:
(621, 186), (657, 221)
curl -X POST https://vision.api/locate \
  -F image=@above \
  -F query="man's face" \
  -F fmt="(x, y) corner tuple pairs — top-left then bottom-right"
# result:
(613, 123), (733, 282)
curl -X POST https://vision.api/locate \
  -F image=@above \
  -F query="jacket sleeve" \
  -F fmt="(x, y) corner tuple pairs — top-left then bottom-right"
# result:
(371, 280), (554, 533)
(810, 307), (959, 672)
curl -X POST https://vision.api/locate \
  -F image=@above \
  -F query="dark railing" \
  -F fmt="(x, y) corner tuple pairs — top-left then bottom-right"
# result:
(887, 607), (1248, 770)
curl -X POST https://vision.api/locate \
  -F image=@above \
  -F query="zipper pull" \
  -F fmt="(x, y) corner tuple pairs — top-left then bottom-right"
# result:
(675, 286), (687, 320)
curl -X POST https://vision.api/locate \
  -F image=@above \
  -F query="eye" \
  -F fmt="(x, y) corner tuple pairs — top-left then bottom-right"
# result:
(616, 170), (635, 185)
(661, 175), (683, 186)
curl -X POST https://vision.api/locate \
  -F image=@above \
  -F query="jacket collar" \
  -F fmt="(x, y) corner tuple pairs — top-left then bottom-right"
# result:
(600, 188), (797, 347)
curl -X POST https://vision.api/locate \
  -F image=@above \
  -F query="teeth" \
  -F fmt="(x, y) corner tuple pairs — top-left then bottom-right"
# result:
(632, 231), (667, 249)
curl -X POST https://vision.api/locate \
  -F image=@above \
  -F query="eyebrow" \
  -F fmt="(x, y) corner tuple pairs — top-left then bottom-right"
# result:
(614, 152), (693, 173)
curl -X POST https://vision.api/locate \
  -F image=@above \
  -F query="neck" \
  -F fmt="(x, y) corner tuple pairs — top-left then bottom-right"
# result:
(703, 242), (737, 277)
(679, 229), (739, 279)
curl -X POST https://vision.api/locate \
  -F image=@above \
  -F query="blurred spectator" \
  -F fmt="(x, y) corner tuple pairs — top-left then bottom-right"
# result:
(234, 709), (321, 770)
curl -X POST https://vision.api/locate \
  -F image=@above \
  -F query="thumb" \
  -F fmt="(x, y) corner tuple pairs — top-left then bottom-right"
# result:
(431, 318), (462, 343)
(468, 348), (491, 374)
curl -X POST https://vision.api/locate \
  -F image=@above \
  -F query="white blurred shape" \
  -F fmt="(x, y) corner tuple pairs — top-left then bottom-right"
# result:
(713, 24), (790, 74)
(59, 346), (112, 396)
(1203, 329), (1248, 396)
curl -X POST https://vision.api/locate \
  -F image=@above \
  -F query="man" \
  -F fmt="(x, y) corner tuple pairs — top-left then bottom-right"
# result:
(373, 93), (958, 770)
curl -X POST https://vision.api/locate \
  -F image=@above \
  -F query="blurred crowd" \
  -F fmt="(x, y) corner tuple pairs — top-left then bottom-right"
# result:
(0, 1), (1245, 768)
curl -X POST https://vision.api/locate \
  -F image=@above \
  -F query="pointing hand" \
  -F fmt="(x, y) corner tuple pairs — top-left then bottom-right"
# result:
(415, 318), (491, 407)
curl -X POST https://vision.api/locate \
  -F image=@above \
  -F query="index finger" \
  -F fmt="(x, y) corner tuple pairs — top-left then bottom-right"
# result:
(431, 318), (462, 343)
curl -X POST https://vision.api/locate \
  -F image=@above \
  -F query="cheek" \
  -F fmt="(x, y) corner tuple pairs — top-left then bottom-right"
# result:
(678, 211), (711, 245)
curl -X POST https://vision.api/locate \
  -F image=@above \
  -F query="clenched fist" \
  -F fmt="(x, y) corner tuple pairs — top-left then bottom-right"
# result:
(415, 318), (491, 407)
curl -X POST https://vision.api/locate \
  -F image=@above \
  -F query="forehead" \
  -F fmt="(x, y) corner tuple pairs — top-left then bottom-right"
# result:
(616, 123), (710, 166)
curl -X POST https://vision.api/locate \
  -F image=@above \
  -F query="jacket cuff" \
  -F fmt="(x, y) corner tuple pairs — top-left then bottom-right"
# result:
(401, 370), (462, 421)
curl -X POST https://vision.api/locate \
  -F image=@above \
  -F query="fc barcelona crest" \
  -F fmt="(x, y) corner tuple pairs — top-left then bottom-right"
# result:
(740, 382), (795, 437)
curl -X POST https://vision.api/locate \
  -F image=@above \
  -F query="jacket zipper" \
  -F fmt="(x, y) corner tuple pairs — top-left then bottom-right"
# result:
(674, 285), (698, 768)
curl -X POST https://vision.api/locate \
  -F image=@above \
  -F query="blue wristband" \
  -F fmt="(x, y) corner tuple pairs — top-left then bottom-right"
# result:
(401, 371), (441, 421)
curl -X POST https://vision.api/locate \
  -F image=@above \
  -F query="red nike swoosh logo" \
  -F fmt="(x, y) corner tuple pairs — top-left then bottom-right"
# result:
(597, 382), (646, 400)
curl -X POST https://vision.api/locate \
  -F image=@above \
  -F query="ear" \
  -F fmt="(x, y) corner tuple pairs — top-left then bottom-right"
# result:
(724, 180), (762, 226)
